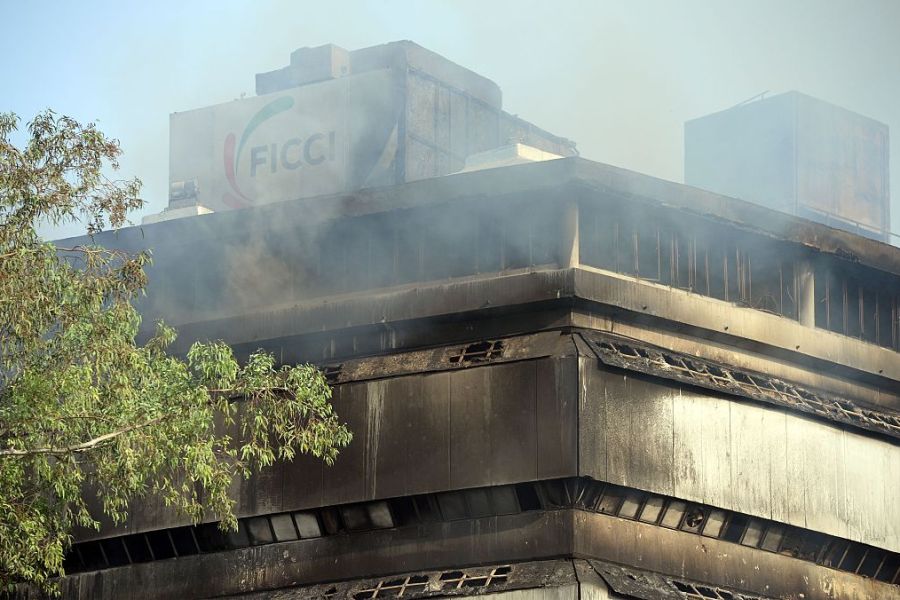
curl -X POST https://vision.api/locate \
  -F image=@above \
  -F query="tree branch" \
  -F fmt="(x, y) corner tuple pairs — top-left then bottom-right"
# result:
(0, 415), (167, 458)
(0, 245), (128, 261)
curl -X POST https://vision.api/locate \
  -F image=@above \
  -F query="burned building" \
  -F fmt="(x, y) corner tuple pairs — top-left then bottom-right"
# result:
(52, 43), (899, 599)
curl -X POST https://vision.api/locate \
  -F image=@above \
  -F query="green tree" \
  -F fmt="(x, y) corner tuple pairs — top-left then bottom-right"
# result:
(0, 111), (351, 592)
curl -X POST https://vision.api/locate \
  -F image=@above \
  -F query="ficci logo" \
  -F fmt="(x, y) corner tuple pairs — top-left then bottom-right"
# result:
(222, 96), (336, 209)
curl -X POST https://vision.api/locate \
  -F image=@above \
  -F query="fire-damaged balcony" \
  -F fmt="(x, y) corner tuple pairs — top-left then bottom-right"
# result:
(58, 328), (899, 598)
(61, 477), (900, 596)
(70, 158), (900, 374)
(55, 157), (900, 599)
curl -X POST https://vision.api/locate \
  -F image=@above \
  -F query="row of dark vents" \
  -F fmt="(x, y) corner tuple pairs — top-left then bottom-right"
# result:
(64, 477), (899, 586)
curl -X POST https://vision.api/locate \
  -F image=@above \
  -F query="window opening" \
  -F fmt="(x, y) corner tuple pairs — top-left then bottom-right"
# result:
(440, 565), (511, 590)
(449, 340), (504, 364)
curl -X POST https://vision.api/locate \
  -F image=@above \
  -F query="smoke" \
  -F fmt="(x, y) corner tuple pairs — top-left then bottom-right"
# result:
(46, 29), (894, 357)
(8, 1), (896, 240)
(32, 4), (896, 367)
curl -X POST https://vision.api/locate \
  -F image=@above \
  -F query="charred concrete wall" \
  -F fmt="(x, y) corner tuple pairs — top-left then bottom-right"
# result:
(70, 331), (899, 556)
(578, 359), (900, 552)
(75, 333), (578, 540)
(72, 159), (900, 358)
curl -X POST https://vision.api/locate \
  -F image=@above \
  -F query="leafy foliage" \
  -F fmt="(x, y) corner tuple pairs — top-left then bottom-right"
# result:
(0, 111), (351, 591)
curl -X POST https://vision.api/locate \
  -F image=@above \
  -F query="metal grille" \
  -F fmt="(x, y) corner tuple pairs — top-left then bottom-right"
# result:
(592, 561), (779, 600)
(439, 566), (510, 590)
(315, 565), (514, 599)
(322, 364), (343, 384)
(449, 340), (505, 364)
(578, 207), (801, 320)
(814, 262), (899, 350)
(583, 333), (900, 439)
(671, 579), (765, 600)
(578, 204), (900, 351)
(352, 575), (429, 598)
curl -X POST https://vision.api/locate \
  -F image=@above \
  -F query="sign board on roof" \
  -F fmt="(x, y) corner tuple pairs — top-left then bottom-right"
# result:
(169, 70), (401, 212)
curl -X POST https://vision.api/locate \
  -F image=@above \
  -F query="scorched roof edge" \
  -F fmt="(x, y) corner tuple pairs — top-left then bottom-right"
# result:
(59, 157), (900, 276)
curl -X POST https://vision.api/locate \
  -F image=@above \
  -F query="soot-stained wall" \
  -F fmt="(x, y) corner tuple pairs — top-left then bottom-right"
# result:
(578, 358), (900, 552)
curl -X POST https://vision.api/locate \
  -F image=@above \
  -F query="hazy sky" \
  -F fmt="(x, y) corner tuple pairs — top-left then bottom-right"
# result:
(3, 0), (899, 239)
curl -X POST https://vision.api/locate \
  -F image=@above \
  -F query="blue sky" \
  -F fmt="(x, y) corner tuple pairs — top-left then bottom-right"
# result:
(3, 0), (899, 239)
